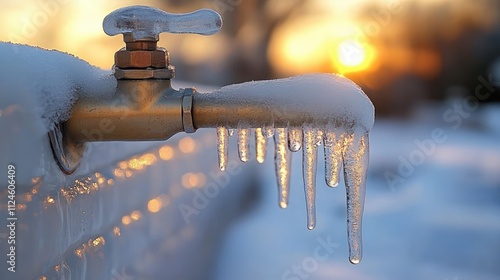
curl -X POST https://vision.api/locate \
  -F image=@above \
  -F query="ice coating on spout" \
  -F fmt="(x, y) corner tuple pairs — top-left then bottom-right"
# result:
(216, 127), (229, 170)
(238, 128), (251, 162)
(324, 130), (344, 187)
(288, 128), (302, 152)
(274, 128), (291, 209)
(343, 132), (369, 264)
(205, 73), (374, 263)
(255, 128), (267, 163)
(302, 126), (318, 230)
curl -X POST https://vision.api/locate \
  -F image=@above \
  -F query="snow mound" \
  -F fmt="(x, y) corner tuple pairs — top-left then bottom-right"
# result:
(0, 42), (116, 131)
(0, 42), (116, 186)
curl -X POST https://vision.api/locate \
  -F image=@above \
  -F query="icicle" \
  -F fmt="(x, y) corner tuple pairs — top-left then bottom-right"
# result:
(302, 125), (318, 230)
(287, 128), (302, 152)
(228, 129), (235, 136)
(238, 128), (251, 162)
(274, 128), (291, 209)
(315, 129), (324, 146)
(323, 130), (344, 187)
(342, 132), (369, 264)
(262, 125), (275, 138)
(216, 127), (229, 171)
(255, 128), (267, 163)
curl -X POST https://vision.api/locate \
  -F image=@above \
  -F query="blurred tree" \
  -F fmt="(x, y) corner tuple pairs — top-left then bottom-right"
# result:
(354, 0), (500, 115)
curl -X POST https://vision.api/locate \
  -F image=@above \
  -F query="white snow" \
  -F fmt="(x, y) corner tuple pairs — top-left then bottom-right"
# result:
(0, 42), (116, 131)
(0, 42), (116, 186)
(210, 73), (375, 131)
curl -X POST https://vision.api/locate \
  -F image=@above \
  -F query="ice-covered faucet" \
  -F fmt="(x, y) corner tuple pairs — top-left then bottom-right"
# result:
(53, 5), (374, 264)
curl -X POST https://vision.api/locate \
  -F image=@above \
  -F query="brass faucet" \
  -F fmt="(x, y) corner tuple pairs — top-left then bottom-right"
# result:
(50, 6), (221, 173)
(51, 5), (322, 174)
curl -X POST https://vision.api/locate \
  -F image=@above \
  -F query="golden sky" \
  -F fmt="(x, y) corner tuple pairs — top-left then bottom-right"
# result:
(0, 0), (475, 79)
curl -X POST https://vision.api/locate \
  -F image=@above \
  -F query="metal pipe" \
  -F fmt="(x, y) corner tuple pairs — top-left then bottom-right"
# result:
(192, 93), (321, 129)
(65, 80), (184, 142)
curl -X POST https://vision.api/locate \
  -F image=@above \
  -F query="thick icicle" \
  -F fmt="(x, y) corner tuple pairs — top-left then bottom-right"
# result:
(287, 128), (302, 152)
(302, 125), (318, 230)
(315, 129), (324, 146)
(255, 128), (267, 163)
(342, 132), (369, 264)
(323, 130), (344, 187)
(238, 128), (251, 162)
(274, 128), (291, 209)
(216, 127), (229, 171)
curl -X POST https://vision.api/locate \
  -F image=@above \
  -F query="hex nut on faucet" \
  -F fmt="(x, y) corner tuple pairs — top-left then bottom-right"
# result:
(114, 66), (175, 80)
(115, 47), (168, 69)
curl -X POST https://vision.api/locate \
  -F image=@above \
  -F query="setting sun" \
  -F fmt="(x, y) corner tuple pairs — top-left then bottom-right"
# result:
(338, 40), (366, 67)
(333, 39), (375, 74)
(268, 16), (377, 76)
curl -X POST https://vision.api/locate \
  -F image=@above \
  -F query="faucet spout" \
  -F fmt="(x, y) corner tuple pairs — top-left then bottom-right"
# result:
(192, 73), (374, 132)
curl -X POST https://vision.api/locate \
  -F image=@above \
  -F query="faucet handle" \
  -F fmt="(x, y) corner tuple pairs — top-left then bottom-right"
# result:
(103, 5), (223, 42)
